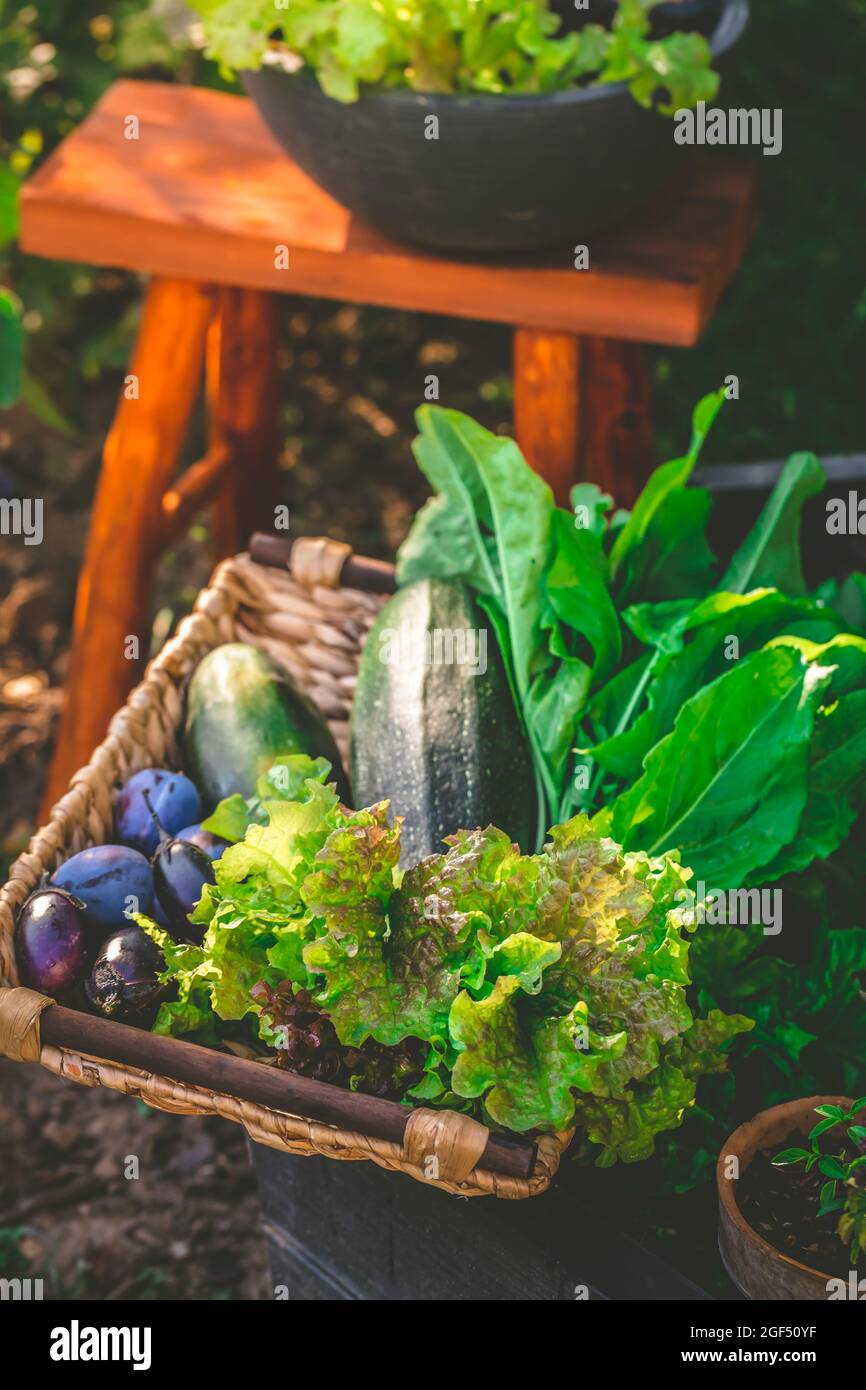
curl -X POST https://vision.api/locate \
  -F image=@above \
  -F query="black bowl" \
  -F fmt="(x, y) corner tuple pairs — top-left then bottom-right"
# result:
(243, 0), (747, 256)
(550, 0), (725, 41)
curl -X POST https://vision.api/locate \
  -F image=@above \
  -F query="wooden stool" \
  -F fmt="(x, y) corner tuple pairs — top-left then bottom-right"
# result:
(20, 79), (758, 807)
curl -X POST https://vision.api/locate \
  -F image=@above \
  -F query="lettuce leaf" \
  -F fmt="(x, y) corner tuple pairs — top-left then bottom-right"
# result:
(150, 763), (749, 1162)
(188, 0), (719, 110)
(300, 807), (750, 1157)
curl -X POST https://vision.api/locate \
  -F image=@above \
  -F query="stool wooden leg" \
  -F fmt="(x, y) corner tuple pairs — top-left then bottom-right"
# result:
(41, 277), (213, 813)
(579, 337), (655, 507)
(513, 329), (655, 509)
(513, 328), (580, 507)
(207, 287), (281, 561)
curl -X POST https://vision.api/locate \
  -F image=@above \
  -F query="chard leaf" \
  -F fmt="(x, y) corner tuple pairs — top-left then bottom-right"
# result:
(396, 411), (501, 599)
(755, 689), (866, 881)
(545, 507), (621, 681)
(834, 573), (866, 634)
(609, 389), (724, 600)
(590, 590), (840, 785)
(524, 657), (592, 795)
(608, 646), (831, 885)
(721, 452), (826, 596)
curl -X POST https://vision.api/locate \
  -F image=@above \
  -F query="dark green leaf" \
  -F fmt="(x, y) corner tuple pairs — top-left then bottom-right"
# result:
(720, 452), (826, 596)
(609, 389), (723, 597)
(545, 507), (621, 680)
(818, 1154), (849, 1181)
(834, 574), (866, 635)
(772, 1147), (811, 1165)
(756, 688), (866, 881)
(810, 1116), (843, 1141)
(608, 646), (828, 885)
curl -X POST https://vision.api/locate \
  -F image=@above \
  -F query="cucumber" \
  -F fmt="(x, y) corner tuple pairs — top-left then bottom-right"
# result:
(350, 578), (535, 864)
(183, 643), (349, 809)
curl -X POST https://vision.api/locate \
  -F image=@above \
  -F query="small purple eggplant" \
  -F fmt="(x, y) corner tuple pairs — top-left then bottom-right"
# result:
(85, 925), (165, 1022)
(15, 887), (90, 996)
(146, 793), (215, 944)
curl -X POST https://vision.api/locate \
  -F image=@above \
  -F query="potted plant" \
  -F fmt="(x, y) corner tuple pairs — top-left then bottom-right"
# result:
(189, 0), (748, 254)
(552, 1), (725, 41)
(718, 1097), (866, 1300)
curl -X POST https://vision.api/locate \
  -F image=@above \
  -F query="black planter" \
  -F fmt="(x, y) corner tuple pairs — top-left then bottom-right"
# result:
(242, 0), (748, 256)
(250, 1140), (710, 1301)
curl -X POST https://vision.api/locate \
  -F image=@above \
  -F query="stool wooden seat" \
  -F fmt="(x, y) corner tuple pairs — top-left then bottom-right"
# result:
(20, 79), (759, 807)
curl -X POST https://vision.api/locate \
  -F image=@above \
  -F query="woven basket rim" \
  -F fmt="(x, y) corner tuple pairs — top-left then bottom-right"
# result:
(0, 546), (570, 1199)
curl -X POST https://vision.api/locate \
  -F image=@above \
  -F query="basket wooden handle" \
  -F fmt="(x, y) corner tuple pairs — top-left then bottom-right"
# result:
(0, 989), (536, 1182)
(249, 532), (396, 595)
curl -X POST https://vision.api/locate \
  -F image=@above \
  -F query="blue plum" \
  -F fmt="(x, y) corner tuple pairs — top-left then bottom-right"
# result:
(16, 888), (89, 995)
(115, 768), (202, 856)
(176, 824), (228, 862)
(52, 844), (154, 932)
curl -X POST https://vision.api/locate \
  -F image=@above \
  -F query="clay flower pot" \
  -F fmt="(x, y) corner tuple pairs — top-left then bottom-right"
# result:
(717, 1096), (853, 1300)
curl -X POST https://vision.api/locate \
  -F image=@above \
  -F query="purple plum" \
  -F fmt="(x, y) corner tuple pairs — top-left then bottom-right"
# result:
(115, 768), (202, 856)
(52, 844), (154, 933)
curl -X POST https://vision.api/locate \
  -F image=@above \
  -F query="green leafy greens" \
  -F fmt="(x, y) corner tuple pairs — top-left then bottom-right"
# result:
(141, 755), (749, 1163)
(189, 0), (719, 111)
(396, 394), (866, 1135)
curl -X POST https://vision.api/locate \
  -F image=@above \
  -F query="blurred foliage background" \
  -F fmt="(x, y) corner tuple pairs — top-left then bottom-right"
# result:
(1, 0), (865, 465)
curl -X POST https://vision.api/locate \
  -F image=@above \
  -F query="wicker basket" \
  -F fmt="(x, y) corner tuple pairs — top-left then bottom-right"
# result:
(0, 539), (569, 1199)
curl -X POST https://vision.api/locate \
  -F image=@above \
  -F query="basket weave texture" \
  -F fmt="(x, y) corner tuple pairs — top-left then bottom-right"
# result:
(0, 544), (568, 1199)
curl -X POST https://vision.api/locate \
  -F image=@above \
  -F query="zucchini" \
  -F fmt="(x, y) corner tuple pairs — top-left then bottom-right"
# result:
(183, 643), (349, 809)
(350, 578), (535, 863)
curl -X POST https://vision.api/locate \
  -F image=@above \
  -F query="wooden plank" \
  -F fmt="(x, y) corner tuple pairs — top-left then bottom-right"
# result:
(513, 329), (581, 506)
(40, 276), (212, 812)
(20, 80), (759, 348)
(251, 1141), (711, 1301)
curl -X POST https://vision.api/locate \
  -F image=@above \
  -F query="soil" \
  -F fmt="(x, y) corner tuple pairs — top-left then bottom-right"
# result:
(737, 1147), (862, 1279)
(0, 1055), (270, 1300)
